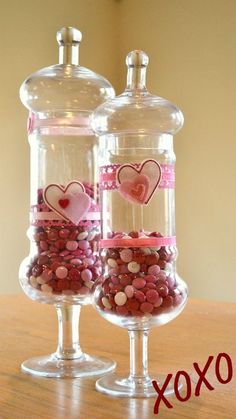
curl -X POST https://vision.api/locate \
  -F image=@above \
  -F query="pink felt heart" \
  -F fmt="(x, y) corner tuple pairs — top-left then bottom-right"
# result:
(43, 181), (91, 225)
(118, 174), (149, 204)
(117, 159), (162, 205)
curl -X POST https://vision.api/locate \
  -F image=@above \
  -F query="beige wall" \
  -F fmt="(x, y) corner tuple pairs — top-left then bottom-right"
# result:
(1, 0), (236, 302)
(0, 0), (118, 294)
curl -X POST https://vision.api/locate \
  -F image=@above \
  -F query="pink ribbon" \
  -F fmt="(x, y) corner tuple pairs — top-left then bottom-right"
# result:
(100, 236), (176, 248)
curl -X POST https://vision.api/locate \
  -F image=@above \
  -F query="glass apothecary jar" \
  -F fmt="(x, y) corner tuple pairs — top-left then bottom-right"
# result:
(19, 27), (116, 377)
(92, 50), (188, 397)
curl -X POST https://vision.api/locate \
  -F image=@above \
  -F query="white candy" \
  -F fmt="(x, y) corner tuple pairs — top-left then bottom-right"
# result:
(41, 284), (53, 293)
(114, 291), (127, 306)
(29, 276), (38, 288)
(127, 261), (140, 273)
(77, 231), (88, 240)
(84, 280), (94, 289)
(87, 231), (96, 241)
(36, 276), (46, 285)
(107, 258), (118, 268)
(141, 248), (152, 255)
(102, 297), (112, 309)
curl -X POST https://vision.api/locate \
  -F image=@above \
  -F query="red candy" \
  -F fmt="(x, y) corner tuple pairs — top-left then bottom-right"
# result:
(27, 186), (101, 296)
(97, 230), (184, 318)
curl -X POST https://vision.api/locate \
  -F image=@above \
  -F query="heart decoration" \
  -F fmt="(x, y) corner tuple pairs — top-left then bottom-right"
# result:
(58, 199), (69, 209)
(43, 181), (91, 225)
(117, 159), (162, 205)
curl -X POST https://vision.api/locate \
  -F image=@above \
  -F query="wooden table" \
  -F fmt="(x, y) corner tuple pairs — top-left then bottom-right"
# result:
(0, 295), (235, 419)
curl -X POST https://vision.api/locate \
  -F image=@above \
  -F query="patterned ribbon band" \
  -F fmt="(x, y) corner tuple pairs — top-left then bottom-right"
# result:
(99, 163), (175, 190)
(100, 236), (176, 248)
(30, 203), (100, 226)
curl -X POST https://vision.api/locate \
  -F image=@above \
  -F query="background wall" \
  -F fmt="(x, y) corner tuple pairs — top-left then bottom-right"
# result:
(1, 0), (236, 302)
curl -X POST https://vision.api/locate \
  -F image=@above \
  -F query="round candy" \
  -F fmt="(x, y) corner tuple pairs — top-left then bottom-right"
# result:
(156, 284), (169, 297)
(81, 269), (92, 282)
(114, 291), (127, 306)
(47, 230), (59, 241)
(39, 240), (48, 251)
(102, 297), (112, 309)
(116, 306), (129, 316)
(37, 255), (50, 265)
(55, 266), (68, 279)
(120, 249), (133, 263)
(107, 258), (118, 268)
(77, 231), (88, 240)
(41, 268), (53, 282)
(41, 284), (53, 293)
(132, 278), (146, 289)
(124, 285), (134, 298)
(148, 264), (160, 276)
(140, 302), (154, 313)
(32, 264), (43, 277)
(145, 274), (157, 283)
(154, 296), (163, 307)
(134, 290), (146, 303)
(55, 239), (66, 250)
(66, 241), (78, 251)
(84, 280), (94, 289)
(127, 261), (140, 273)
(70, 258), (82, 265)
(83, 257), (94, 266)
(29, 276), (38, 288)
(146, 289), (159, 304)
(78, 240), (89, 250)
(59, 229), (70, 239)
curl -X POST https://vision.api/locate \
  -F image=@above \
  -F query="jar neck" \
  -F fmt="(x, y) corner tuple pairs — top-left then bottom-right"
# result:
(126, 66), (147, 91)
(59, 44), (79, 65)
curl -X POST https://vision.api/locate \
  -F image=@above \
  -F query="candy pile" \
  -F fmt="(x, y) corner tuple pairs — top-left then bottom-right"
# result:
(96, 231), (185, 317)
(27, 184), (101, 295)
(28, 225), (100, 295)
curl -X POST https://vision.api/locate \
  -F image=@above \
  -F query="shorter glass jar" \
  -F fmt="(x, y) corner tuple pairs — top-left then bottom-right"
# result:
(92, 50), (188, 397)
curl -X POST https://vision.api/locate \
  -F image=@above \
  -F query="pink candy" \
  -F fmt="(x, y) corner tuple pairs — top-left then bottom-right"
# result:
(56, 266), (68, 279)
(81, 269), (92, 282)
(98, 230), (184, 317)
(120, 249), (133, 263)
(132, 278), (146, 289)
(66, 241), (78, 251)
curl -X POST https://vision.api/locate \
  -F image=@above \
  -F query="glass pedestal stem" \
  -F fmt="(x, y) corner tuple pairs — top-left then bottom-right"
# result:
(128, 329), (150, 386)
(55, 304), (82, 360)
(21, 302), (115, 378)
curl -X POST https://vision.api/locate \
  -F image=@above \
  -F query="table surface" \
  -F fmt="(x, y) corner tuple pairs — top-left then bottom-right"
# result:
(0, 295), (235, 419)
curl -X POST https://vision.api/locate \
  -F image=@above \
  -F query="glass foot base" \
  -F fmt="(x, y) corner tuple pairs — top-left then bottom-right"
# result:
(21, 352), (116, 378)
(96, 373), (180, 398)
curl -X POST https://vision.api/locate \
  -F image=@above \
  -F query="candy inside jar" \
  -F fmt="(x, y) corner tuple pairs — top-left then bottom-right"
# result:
(91, 49), (188, 396)
(24, 184), (101, 303)
(94, 231), (186, 328)
(18, 26), (116, 378)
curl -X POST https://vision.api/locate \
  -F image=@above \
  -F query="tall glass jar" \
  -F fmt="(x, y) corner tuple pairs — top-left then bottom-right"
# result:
(19, 27), (116, 377)
(92, 50), (188, 397)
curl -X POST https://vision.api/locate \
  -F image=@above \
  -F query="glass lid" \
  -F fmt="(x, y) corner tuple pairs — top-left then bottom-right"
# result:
(20, 27), (115, 118)
(91, 50), (183, 136)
